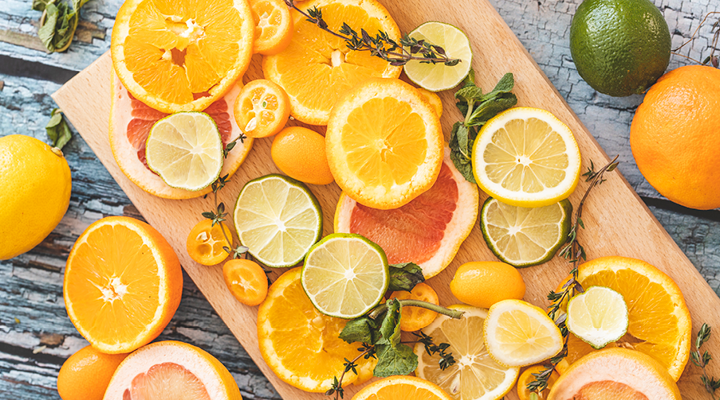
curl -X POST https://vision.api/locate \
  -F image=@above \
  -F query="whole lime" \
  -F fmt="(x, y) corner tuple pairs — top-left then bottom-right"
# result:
(0, 135), (71, 260)
(570, 0), (671, 97)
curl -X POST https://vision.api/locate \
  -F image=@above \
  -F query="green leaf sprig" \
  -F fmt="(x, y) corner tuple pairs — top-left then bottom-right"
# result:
(449, 70), (518, 183)
(692, 323), (720, 398)
(45, 108), (72, 150)
(33, 0), (91, 53)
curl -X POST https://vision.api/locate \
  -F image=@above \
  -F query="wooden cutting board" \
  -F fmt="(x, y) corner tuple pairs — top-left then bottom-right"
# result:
(53, 0), (719, 397)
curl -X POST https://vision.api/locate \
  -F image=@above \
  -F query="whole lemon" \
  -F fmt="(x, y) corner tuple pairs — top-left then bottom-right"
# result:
(0, 135), (71, 260)
(57, 345), (128, 400)
(271, 126), (334, 185)
(450, 261), (525, 308)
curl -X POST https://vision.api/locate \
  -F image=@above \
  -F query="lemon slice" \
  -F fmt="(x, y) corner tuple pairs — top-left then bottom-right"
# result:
(472, 107), (582, 207)
(415, 305), (519, 400)
(403, 22), (473, 92)
(301, 233), (388, 319)
(233, 174), (322, 268)
(145, 112), (223, 191)
(484, 299), (563, 367)
(480, 198), (572, 267)
(567, 286), (629, 350)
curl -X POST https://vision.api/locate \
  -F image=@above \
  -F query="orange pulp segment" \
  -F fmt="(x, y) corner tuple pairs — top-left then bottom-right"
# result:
(250, 0), (294, 55)
(351, 376), (453, 400)
(234, 79), (290, 138)
(223, 259), (268, 306)
(390, 282), (439, 332)
(186, 220), (231, 266)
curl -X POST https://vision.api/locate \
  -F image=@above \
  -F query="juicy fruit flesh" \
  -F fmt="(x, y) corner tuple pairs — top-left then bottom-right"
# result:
(403, 22), (473, 90)
(191, 222), (228, 261)
(304, 237), (386, 317)
(124, 362), (211, 400)
(65, 224), (160, 348)
(421, 313), (512, 399)
(349, 163), (458, 264)
(494, 309), (559, 358)
(567, 287), (628, 348)
(239, 86), (280, 131)
(123, 0), (244, 104)
(484, 118), (569, 193)
(368, 383), (448, 399)
(342, 97), (428, 189)
(573, 380), (648, 400)
(253, 0), (283, 45)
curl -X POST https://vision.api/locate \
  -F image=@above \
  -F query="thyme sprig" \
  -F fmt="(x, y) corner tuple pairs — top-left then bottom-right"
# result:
(527, 156), (620, 395)
(672, 11), (719, 68)
(413, 331), (455, 370)
(692, 323), (720, 398)
(282, 0), (460, 66)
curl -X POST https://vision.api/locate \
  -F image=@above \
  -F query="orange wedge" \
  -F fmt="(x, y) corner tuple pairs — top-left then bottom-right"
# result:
(250, 0), (294, 55)
(352, 376), (452, 400)
(111, 0), (255, 113)
(64, 216), (183, 354)
(262, 0), (402, 125)
(233, 79), (290, 138)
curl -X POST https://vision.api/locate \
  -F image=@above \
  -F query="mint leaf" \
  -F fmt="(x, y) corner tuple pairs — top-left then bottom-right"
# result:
(462, 68), (476, 88)
(449, 123), (476, 183)
(377, 299), (402, 347)
(373, 343), (418, 377)
(387, 263), (424, 292)
(466, 94), (517, 126)
(455, 85), (483, 103)
(339, 317), (377, 345)
(46, 108), (72, 150)
(32, 0), (51, 11)
(483, 73), (515, 99)
(38, 3), (60, 52)
(34, 0), (90, 53)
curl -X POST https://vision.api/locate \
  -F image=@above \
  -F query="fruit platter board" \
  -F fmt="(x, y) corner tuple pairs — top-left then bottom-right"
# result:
(52, 0), (720, 398)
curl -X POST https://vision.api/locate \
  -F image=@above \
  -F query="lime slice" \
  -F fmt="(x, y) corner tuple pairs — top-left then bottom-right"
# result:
(567, 286), (629, 349)
(472, 107), (582, 207)
(301, 233), (388, 319)
(233, 174), (322, 268)
(480, 197), (572, 268)
(145, 112), (223, 191)
(403, 21), (473, 92)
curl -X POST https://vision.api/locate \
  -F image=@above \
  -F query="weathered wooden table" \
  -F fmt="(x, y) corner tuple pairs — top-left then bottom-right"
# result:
(1, 0), (718, 398)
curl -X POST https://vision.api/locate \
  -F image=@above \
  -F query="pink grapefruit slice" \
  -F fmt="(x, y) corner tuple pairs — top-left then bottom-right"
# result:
(110, 71), (253, 200)
(104, 340), (241, 400)
(334, 147), (479, 278)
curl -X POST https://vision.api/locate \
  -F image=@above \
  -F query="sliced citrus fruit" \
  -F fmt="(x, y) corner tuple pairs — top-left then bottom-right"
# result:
(415, 86), (444, 118)
(223, 258), (268, 306)
(415, 305), (519, 400)
(110, 73), (253, 200)
(403, 22), (473, 92)
(480, 197), (572, 267)
(258, 268), (376, 392)
(390, 282), (439, 332)
(262, 0), (402, 125)
(250, 0), (293, 55)
(233, 79), (290, 138)
(301, 233), (388, 319)
(327, 78), (444, 210)
(335, 147), (478, 277)
(186, 219), (231, 266)
(352, 375), (452, 400)
(517, 365), (559, 400)
(233, 174), (322, 268)
(566, 286), (628, 350)
(547, 348), (681, 400)
(110, 0), (255, 113)
(64, 216), (183, 354)
(484, 299), (563, 367)
(472, 107), (582, 207)
(145, 112), (224, 191)
(563, 256), (691, 381)
(104, 340), (242, 400)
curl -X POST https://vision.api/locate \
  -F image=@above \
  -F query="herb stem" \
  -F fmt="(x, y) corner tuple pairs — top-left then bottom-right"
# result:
(368, 300), (464, 320)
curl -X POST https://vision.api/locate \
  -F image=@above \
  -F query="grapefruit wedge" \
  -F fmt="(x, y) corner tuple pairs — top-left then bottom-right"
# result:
(110, 72), (253, 200)
(334, 147), (479, 278)
(103, 341), (241, 400)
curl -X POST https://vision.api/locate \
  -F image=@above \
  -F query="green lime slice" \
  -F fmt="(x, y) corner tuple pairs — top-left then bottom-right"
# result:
(145, 112), (223, 191)
(567, 286), (629, 349)
(302, 233), (389, 319)
(233, 174), (322, 268)
(403, 21), (473, 92)
(480, 197), (572, 268)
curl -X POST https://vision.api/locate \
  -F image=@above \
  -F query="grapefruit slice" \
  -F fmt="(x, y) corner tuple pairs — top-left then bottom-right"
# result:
(334, 147), (479, 278)
(103, 341), (241, 400)
(110, 72), (253, 199)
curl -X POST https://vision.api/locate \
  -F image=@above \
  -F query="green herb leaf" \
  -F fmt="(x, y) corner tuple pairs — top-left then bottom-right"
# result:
(34, 0), (90, 53)
(462, 68), (476, 88)
(466, 93), (517, 126)
(45, 108), (72, 150)
(455, 85), (483, 103)
(377, 299), (402, 347)
(373, 343), (418, 377)
(482, 73), (515, 99)
(448, 122), (476, 183)
(339, 317), (378, 345)
(32, 0), (51, 12)
(38, 3), (60, 52)
(387, 262), (425, 292)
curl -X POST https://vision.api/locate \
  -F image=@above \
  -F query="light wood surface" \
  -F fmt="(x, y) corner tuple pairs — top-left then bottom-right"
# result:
(52, 0), (719, 397)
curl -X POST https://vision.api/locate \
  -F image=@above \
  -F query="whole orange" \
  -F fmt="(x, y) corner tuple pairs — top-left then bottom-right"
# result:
(271, 126), (334, 185)
(57, 345), (128, 400)
(630, 65), (720, 210)
(450, 261), (525, 308)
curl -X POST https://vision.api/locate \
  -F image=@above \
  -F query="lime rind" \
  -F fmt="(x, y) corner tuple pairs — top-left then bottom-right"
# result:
(566, 286), (629, 350)
(145, 112), (224, 191)
(301, 233), (389, 319)
(480, 197), (572, 268)
(233, 174), (323, 268)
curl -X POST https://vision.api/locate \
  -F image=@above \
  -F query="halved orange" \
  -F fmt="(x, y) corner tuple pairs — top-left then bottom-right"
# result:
(262, 0), (402, 125)
(64, 216), (183, 354)
(351, 376), (452, 400)
(233, 79), (290, 138)
(111, 0), (255, 113)
(250, 0), (293, 55)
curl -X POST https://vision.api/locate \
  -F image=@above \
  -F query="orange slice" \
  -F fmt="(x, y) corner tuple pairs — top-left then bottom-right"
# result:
(262, 0), (402, 125)
(250, 0), (294, 55)
(233, 79), (290, 138)
(326, 78), (444, 209)
(104, 341), (242, 400)
(352, 376), (452, 400)
(111, 0), (255, 113)
(64, 216), (183, 354)
(186, 220), (231, 266)
(390, 282), (439, 332)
